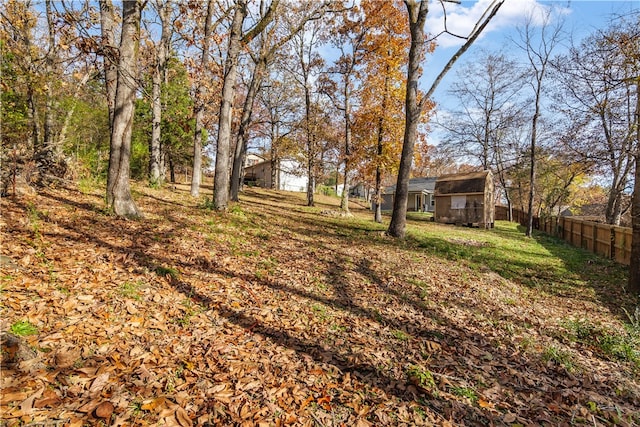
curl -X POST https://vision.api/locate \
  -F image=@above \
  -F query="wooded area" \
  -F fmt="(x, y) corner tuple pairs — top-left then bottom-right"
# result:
(1, 0), (640, 424)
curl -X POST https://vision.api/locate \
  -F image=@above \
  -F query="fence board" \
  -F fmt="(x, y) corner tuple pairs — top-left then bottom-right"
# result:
(614, 227), (632, 265)
(582, 222), (595, 252)
(594, 224), (613, 259)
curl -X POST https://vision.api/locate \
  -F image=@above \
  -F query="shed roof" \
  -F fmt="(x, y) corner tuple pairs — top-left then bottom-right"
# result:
(434, 170), (492, 196)
(383, 177), (437, 195)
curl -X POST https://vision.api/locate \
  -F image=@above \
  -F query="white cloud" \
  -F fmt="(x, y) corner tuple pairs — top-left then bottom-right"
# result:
(425, 0), (571, 49)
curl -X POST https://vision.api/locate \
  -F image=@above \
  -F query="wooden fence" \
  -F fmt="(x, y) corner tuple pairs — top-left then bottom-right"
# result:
(495, 206), (633, 266)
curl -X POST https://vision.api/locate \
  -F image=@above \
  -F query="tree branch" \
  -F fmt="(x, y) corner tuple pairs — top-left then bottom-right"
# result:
(420, 0), (504, 110)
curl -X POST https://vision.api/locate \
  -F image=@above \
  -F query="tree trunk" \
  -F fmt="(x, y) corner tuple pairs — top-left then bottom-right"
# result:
(99, 0), (117, 129)
(388, 0), (428, 238)
(630, 155), (640, 295)
(150, 1), (172, 185)
(106, 0), (142, 217)
(340, 83), (351, 213)
(168, 156), (176, 183)
(605, 184), (625, 225)
(628, 81), (640, 295)
(213, 0), (247, 211)
(230, 55), (267, 201)
(270, 156), (278, 189)
(374, 166), (383, 223)
(374, 72), (389, 223)
(190, 0), (215, 197)
(304, 84), (315, 207)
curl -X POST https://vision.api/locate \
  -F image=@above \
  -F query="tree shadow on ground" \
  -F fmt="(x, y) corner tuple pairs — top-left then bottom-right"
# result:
(12, 187), (638, 425)
(21, 188), (532, 425)
(405, 219), (634, 324)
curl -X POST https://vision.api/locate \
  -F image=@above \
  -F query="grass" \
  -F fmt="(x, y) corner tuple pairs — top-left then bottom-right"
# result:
(10, 320), (38, 336)
(155, 265), (179, 279)
(406, 365), (437, 394)
(406, 221), (626, 295)
(542, 345), (577, 372)
(561, 317), (640, 368)
(392, 329), (411, 341)
(449, 386), (478, 404)
(120, 281), (144, 300)
(311, 303), (329, 321)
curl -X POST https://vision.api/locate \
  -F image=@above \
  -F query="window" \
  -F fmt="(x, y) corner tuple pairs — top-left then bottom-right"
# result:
(451, 195), (466, 209)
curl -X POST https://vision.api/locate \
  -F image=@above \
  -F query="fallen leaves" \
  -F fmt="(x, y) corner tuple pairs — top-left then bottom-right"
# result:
(1, 184), (638, 426)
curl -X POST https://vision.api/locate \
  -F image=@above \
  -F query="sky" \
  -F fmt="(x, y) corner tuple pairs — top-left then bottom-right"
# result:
(423, 0), (639, 114)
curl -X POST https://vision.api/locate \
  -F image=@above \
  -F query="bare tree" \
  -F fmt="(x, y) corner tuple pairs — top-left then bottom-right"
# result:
(513, 8), (564, 237)
(229, 1), (333, 202)
(212, 0), (279, 210)
(438, 53), (527, 219)
(190, 0), (219, 197)
(553, 29), (636, 225)
(149, 0), (173, 185)
(321, 10), (366, 214)
(288, 19), (325, 207)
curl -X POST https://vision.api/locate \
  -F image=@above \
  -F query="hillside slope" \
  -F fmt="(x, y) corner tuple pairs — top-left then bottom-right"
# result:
(1, 183), (638, 426)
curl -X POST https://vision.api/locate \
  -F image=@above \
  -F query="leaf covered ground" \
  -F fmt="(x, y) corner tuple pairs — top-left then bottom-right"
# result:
(1, 183), (639, 426)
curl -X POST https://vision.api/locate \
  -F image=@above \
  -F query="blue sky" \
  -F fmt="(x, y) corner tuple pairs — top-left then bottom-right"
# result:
(423, 0), (639, 112)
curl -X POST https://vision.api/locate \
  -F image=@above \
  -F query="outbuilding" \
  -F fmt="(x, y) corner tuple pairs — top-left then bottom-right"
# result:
(434, 170), (494, 228)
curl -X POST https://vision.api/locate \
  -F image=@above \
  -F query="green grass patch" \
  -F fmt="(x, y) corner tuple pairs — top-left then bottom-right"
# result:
(561, 317), (640, 368)
(450, 386), (478, 403)
(120, 281), (144, 300)
(406, 221), (626, 294)
(10, 320), (38, 336)
(406, 365), (437, 394)
(392, 329), (411, 341)
(78, 176), (103, 195)
(311, 303), (329, 321)
(155, 265), (179, 279)
(542, 345), (577, 372)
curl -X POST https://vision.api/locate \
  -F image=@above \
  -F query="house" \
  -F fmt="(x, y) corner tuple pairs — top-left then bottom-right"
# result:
(245, 153), (264, 168)
(434, 170), (494, 228)
(349, 182), (370, 200)
(380, 177), (437, 212)
(244, 158), (307, 192)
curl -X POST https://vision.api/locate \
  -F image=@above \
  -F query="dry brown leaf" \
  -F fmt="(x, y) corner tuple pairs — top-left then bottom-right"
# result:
(125, 300), (139, 314)
(54, 347), (81, 368)
(0, 391), (28, 405)
(94, 401), (115, 419)
(34, 388), (62, 408)
(19, 387), (43, 414)
(175, 406), (193, 427)
(503, 412), (517, 423)
(141, 396), (166, 411)
(76, 400), (101, 414)
(89, 372), (110, 396)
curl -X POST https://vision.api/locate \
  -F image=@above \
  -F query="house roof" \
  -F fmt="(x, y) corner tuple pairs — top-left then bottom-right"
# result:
(383, 177), (437, 195)
(434, 170), (492, 195)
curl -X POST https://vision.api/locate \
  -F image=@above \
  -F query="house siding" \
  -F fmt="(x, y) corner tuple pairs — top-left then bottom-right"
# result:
(244, 159), (307, 192)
